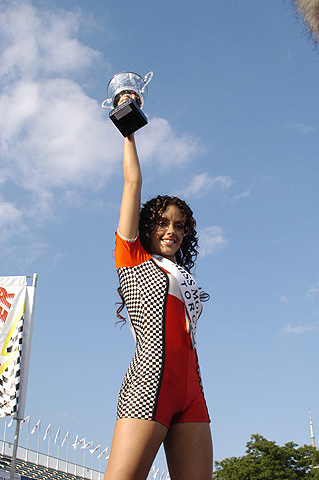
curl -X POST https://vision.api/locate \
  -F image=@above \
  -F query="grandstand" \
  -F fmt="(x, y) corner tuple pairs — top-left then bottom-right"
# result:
(0, 440), (102, 480)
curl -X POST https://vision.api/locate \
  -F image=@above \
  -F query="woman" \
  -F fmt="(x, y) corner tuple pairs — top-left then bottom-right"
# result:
(105, 102), (213, 480)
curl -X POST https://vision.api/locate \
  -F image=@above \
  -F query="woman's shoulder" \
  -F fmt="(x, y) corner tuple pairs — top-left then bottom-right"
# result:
(115, 231), (151, 268)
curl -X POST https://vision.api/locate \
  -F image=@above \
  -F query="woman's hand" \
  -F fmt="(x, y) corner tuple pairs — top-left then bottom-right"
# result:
(117, 93), (137, 142)
(118, 92), (137, 106)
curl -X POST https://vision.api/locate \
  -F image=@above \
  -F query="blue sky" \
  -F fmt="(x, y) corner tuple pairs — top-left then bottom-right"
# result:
(0, 0), (318, 474)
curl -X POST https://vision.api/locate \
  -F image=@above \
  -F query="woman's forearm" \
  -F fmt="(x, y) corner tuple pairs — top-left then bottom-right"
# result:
(123, 134), (142, 186)
(117, 134), (142, 239)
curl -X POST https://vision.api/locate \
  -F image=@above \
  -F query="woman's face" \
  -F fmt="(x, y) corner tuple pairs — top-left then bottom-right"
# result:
(149, 204), (185, 261)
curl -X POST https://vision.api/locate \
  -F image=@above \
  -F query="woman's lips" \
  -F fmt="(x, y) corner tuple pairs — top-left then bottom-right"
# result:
(162, 239), (175, 246)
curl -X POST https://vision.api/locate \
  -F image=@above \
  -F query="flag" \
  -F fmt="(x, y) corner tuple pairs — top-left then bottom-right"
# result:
(90, 444), (101, 455)
(54, 427), (60, 444)
(7, 417), (14, 428)
(165, 474), (170, 480)
(72, 435), (79, 450)
(61, 430), (69, 447)
(160, 470), (165, 480)
(81, 440), (93, 450)
(31, 419), (40, 434)
(20, 415), (30, 429)
(97, 446), (108, 459)
(153, 467), (159, 479)
(43, 423), (51, 440)
(73, 435), (85, 450)
(0, 276), (37, 419)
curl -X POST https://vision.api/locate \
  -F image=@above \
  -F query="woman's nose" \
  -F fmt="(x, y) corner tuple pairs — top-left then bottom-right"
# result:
(166, 223), (175, 234)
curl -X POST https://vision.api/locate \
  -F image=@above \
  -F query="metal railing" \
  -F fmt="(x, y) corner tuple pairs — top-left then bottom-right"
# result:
(0, 440), (103, 480)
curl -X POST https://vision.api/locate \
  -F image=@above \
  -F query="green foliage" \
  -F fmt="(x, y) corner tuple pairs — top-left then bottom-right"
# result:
(213, 434), (319, 480)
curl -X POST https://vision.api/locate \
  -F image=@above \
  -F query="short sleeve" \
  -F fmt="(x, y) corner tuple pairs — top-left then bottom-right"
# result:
(115, 232), (151, 269)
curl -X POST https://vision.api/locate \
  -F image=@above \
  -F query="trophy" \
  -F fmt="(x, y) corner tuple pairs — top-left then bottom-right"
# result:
(101, 71), (153, 137)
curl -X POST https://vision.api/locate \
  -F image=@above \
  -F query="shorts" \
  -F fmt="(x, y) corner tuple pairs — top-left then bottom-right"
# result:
(154, 294), (210, 428)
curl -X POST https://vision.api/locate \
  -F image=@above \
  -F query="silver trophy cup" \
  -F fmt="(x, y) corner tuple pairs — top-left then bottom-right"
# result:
(102, 71), (153, 137)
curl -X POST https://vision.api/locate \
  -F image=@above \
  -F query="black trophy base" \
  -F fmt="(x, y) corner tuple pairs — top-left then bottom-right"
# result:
(109, 98), (148, 137)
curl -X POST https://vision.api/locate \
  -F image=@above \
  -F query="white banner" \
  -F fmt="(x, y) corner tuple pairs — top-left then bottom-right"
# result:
(0, 275), (37, 419)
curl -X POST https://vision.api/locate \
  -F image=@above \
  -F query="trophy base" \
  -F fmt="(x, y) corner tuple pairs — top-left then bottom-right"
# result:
(109, 98), (148, 137)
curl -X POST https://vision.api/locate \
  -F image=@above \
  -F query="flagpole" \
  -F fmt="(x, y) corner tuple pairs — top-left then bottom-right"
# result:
(2, 418), (7, 455)
(65, 439), (68, 474)
(66, 434), (69, 465)
(3, 418), (6, 442)
(25, 418), (30, 461)
(99, 455), (102, 480)
(37, 424), (40, 465)
(83, 448), (86, 478)
(97, 447), (107, 480)
(9, 418), (21, 480)
(47, 429), (51, 467)
(75, 445), (78, 476)
(91, 449), (94, 480)
(56, 430), (60, 471)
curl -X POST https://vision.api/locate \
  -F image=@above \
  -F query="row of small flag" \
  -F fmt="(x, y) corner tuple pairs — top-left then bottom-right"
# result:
(6, 416), (170, 478)
(150, 466), (170, 480)
(7, 416), (109, 458)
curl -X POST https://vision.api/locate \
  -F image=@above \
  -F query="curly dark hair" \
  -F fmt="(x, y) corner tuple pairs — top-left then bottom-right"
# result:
(116, 196), (208, 324)
(139, 195), (199, 272)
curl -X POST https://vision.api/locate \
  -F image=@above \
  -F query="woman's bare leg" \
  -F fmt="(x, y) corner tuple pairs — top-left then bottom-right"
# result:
(104, 418), (168, 480)
(164, 422), (213, 480)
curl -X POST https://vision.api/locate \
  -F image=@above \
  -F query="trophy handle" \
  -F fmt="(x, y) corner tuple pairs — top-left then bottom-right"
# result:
(141, 71), (154, 93)
(101, 98), (113, 109)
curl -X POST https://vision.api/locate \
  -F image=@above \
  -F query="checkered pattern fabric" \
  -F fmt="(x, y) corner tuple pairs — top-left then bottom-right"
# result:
(0, 315), (24, 417)
(117, 259), (168, 421)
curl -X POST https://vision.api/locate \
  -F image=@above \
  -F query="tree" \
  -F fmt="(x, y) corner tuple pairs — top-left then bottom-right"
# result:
(213, 434), (319, 479)
(293, 0), (319, 43)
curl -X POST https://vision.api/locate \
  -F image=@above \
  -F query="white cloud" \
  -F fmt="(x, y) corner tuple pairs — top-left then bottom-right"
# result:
(0, 201), (24, 242)
(0, 78), (121, 191)
(307, 284), (319, 298)
(0, 1), (119, 224)
(233, 187), (253, 201)
(138, 117), (204, 168)
(0, 2), (101, 80)
(0, 1), (203, 241)
(280, 296), (289, 304)
(0, 240), (63, 271)
(287, 122), (316, 135)
(282, 322), (318, 335)
(178, 172), (233, 198)
(199, 226), (227, 257)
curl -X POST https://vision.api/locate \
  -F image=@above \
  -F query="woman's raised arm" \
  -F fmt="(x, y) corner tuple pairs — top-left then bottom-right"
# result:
(117, 133), (142, 240)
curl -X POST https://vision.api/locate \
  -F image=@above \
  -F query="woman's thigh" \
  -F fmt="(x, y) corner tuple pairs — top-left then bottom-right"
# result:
(164, 422), (213, 480)
(104, 418), (168, 480)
